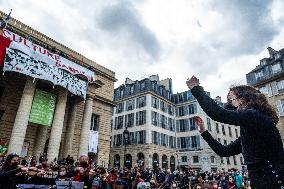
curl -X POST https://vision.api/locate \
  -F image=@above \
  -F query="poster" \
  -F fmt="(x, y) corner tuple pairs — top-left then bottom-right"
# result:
(29, 89), (56, 126)
(89, 131), (98, 153)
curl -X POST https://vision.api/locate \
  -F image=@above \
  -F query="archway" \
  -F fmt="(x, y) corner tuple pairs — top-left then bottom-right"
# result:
(137, 152), (145, 167)
(114, 154), (120, 168)
(153, 153), (159, 169)
(162, 155), (168, 169)
(125, 154), (132, 168)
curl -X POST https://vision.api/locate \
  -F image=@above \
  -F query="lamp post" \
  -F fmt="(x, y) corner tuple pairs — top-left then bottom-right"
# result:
(123, 126), (130, 168)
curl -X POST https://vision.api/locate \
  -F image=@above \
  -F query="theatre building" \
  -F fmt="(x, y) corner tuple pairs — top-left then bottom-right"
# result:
(0, 11), (116, 166)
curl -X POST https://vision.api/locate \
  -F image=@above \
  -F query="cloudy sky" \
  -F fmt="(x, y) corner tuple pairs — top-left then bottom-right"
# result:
(1, 0), (284, 100)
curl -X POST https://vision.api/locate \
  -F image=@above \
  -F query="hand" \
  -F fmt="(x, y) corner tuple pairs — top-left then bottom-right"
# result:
(186, 76), (200, 89)
(193, 116), (206, 133)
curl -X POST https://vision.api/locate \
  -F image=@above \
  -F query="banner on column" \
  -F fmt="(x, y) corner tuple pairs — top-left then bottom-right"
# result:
(4, 48), (88, 98)
(29, 89), (56, 126)
(89, 130), (98, 153)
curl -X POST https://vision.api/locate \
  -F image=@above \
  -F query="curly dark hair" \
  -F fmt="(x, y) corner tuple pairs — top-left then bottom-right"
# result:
(228, 85), (279, 124)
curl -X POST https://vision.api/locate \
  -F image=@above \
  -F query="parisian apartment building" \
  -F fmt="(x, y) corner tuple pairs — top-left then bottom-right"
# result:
(110, 75), (243, 172)
(247, 47), (284, 144)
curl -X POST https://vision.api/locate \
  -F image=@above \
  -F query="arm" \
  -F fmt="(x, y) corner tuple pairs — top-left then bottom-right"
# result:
(201, 131), (242, 157)
(191, 86), (266, 127)
(0, 168), (21, 181)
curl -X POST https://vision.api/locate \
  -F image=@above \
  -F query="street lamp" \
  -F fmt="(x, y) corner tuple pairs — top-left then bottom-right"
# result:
(123, 126), (130, 168)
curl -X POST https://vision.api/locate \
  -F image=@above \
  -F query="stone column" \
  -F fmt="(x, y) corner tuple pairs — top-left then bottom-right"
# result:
(47, 89), (68, 161)
(8, 78), (36, 154)
(63, 99), (79, 157)
(78, 95), (93, 156)
(33, 126), (48, 159)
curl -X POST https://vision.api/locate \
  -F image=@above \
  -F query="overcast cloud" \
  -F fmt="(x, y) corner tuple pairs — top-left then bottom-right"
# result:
(1, 0), (284, 100)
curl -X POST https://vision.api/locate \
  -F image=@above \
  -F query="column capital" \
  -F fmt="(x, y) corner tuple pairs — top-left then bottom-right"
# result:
(86, 93), (95, 100)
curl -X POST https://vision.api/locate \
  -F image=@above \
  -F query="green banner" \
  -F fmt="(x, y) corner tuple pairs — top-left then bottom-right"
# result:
(29, 89), (56, 126)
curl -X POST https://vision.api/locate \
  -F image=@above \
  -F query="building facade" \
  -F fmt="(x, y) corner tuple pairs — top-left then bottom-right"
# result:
(246, 47), (284, 144)
(110, 75), (243, 171)
(0, 11), (116, 166)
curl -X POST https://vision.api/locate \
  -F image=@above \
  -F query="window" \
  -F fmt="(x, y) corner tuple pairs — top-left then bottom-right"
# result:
(217, 138), (221, 142)
(277, 80), (284, 93)
(129, 85), (134, 95)
(151, 97), (159, 109)
(116, 116), (124, 129)
(233, 156), (237, 165)
(210, 156), (215, 163)
(140, 81), (146, 90)
(136, 110), (146, 125)
(224, 140), (227, 145)
(274, 53), (281, 60)
(126, 99), (135, 111)
(160, 115), (166, 129)
(161, 134), (167, 146)
(180, 137), (186, 148)
(188, 104), (197, 114)
(90, 114), (99, 131)
(276, 99), (284, 116)
(168, 105), (174, 115)
(119, 89), (124, 98)
(136, 96), (146, 108)
(271, 63), (282, 74)
(168, 118), (174, 131)
(189, 118), (196, 131)
(191, 136), (200, 148)
(259, 86), (269, 95)
(179, 119), (186, 132)
(181, 156), (187, 162)
(221, 157), (224, 164)
(137, 130), (146, 144)
(114, 134), (123, 146)
(216, 123), (220, 134)
(255, 70), (264, 80)
(228, 126), (232, 137)
(235, 128), (239, 138)
(222, 125), (226, 135)
(193, 156), (199, 163)
(178, 106), (185, 116)
(152, 131), (159, 145)
(116, 102), (124, 113)
(160, 101), (166, 112)
(207, 118), (211, 131)
(125, 113), (134, 127)
(151, 111), (159, 126)
(226, 157), (230, 165)
(169, 136), (175, 148)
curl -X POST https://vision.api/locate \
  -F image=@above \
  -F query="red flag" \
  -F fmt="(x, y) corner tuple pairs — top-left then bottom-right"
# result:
(0, 34), (11, 65)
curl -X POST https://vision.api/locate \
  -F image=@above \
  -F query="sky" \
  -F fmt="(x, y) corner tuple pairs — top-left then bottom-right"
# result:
(1, 0), (284, 100)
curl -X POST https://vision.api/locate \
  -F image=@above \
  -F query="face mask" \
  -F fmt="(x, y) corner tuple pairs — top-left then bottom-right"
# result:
(59, 171), (66, 176)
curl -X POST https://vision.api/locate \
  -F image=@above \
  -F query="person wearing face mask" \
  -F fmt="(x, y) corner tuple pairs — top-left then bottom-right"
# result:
(57, 166), (67, 180)
(186, 76), (284, 189)
(0, 153), (28, 189)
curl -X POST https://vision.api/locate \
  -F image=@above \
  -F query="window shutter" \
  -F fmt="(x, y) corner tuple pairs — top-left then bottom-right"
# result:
(143, 110), (146, 124)
(271, 82), (279, 95)
(276, 100), (284, 116)
(177, 138), (181, 148)
(143, 131), (146, 144)
(186, 137), (190, 148)
(184, 106), (189, 115)
(151, 131), (154, 143)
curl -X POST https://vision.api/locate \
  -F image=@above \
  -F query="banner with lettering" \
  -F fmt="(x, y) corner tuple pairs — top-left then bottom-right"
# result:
(3, 29), (95, 82)
(4, 48), (88, 98)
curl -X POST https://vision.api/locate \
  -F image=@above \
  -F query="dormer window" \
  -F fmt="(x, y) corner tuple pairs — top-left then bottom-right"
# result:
(271, 63), (282, 74)
(255, 70), (264, 80)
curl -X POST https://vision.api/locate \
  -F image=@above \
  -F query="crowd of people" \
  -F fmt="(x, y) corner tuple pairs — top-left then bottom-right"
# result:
(0, 153), (252, 189)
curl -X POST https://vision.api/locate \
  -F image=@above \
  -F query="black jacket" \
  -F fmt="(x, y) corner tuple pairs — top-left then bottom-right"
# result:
(191, 86), (284, 165)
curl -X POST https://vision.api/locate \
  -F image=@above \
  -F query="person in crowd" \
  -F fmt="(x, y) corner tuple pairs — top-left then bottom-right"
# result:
(57, 165), (68, 180)
(234, 172), (243, 189)
(186, 75), (284, 189)
(107, 169), (118, 189)
(227, 176), (235, 189)
(0, 153), (28, 189)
